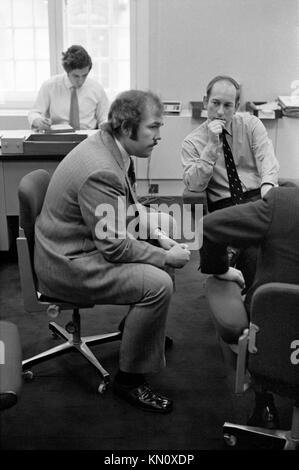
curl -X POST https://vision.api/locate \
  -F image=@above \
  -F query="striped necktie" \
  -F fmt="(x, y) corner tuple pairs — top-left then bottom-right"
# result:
(69, 86), (80, 130)
(222, 129), (243, 204)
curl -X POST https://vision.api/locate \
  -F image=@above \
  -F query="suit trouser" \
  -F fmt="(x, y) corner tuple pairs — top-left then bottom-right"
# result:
(119, 212), (176, 374)
(208, 192), (260, 291)
(118, 263), (173, 374)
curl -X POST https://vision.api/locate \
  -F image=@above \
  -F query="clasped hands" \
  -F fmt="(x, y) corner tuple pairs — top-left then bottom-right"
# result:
(155, 229), (190, 268)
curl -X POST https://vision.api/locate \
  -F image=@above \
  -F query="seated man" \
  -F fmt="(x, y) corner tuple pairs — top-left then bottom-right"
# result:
(34, 89), (190, 413)
(200, 186), (299, 427)
(182, 75), (280, 286)
(28, 44), (109, 131)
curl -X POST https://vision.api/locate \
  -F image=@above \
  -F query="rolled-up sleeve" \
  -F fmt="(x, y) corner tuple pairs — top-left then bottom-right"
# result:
(181, 131), (221, 192)
(28, 81), (50, 127)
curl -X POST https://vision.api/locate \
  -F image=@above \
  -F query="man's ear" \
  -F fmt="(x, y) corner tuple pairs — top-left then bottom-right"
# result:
(203, 96), (208, 109)
(120, 120), (131, 137)
(235, 99), (240, 111)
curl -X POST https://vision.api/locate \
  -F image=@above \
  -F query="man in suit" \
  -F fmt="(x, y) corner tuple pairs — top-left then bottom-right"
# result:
(200, 186), (299, 427)
(34, 89), (190, 413)
(182, 75), (280, 288)
(28, 45), (109, 131)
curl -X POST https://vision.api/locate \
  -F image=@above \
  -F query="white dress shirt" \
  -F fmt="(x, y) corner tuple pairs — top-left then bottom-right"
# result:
(28, 73), (109, 130)
(181, 114), (279, 202)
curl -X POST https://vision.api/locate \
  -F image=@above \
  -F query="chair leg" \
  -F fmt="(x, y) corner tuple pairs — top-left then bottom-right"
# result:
(49, 321), (73, 342)
(22, 314), (122, 391)
(223, 405), (299, 450)
(75, 341), (110, 385)
(22, 341), (73, 370)
(83, 331), (122, 346)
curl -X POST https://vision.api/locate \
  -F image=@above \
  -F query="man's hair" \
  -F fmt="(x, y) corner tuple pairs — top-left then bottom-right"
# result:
(206, 75), (241, 104)
(108, 89), (163, 140)
(62, 45), (92, 73)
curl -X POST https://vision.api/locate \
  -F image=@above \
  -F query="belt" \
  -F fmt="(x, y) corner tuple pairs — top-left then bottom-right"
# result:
(208, 188), (261, 212)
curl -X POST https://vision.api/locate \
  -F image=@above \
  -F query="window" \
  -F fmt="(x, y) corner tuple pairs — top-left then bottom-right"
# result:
(0, 0), (50, 106)
(64, 0), (130, 100)
(0, 0), (130, 108)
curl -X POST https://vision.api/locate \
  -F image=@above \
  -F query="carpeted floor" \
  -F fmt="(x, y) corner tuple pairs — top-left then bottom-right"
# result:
(0, 246), (293, 451)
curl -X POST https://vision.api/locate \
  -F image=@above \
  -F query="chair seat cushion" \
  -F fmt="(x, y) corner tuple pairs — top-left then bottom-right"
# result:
(39, 294), (94, 309)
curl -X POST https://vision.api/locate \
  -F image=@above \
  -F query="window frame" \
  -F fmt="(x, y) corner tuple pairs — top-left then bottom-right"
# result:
(0, 0), (149, 110)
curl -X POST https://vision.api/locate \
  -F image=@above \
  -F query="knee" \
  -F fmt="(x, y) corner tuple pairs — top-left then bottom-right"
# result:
(143, 266), (174, 302)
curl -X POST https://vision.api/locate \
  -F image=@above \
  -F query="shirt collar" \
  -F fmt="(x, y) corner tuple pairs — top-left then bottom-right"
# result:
(115, 138), (131, 172)
(63, 73), (86, 90)
(64, 73), (73, 89)
(224, 119), (233, 136)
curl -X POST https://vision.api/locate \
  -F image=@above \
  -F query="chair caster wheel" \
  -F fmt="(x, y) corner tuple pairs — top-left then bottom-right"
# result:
(23, 370), (34, 381)
(98, 382), (107, 394)
(223, 433), (237, 447)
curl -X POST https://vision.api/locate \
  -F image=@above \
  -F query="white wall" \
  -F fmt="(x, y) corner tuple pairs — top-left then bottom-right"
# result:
(148, 0), (299, 108)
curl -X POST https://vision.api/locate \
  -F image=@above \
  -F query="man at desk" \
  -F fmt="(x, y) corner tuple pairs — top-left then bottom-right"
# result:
(181, 75), (279, 285)
(34, 89), (190, 413)
(28, 45), (109, 131)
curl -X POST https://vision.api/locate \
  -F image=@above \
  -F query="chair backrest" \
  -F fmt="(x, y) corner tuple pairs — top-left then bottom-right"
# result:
(248, 282), (299, 401)
(18, 169), (50, 259)
(17, 169), (50, 312)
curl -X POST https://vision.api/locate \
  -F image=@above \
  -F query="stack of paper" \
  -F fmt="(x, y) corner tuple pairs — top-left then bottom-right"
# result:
(45, 123), (74, 133)
(277, 96), (299, 117)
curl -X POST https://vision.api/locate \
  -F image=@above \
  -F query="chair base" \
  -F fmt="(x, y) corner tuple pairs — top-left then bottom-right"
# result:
(223, 422), (299, 450)
(22, 320), (122, 389)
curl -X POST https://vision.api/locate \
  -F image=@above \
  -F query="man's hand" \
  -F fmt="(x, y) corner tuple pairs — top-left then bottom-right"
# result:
(165, 244), (191, 268)
(158, 233), (188, 251)
(207, 118), (226, 145)
(32, 117), (52, 130)
(215, 266), (245, 289)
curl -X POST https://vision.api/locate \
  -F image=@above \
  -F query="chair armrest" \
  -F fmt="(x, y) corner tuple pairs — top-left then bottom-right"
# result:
(182, 188), (208, 215)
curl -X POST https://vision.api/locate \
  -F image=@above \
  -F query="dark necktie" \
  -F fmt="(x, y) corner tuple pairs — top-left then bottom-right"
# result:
(222, 129), (243, 204)
(69, 86), (80, 130)
(127, 157), (136, 190)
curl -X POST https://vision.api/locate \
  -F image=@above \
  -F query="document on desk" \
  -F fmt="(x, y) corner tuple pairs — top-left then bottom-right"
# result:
(46, 124), (74, 133)
(278, 95), (299, 109)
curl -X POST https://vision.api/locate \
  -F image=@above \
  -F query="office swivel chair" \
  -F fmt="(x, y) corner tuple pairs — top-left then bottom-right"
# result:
(0, 321), (22, 410)
(223, 283), (299, 450)
(17, 169), (122, 393)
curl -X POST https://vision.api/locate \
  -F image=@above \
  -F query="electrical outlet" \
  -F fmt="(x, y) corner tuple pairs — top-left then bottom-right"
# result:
(149, 184), (159, 194)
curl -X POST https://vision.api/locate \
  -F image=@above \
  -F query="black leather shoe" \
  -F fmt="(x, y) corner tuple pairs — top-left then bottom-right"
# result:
(247, 402), (280, 429)
(113, 380), (173, 413)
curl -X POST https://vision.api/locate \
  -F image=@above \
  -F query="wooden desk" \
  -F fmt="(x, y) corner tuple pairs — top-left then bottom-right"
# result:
(0, 129), (96, 251)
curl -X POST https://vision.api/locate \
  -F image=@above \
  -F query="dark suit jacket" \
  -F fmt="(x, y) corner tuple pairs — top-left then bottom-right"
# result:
(34, 124), (166, 303)
(200, 187), (299, 312)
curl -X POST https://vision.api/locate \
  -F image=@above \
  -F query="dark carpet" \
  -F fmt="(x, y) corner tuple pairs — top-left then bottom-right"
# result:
(0, 247), (293, 451)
